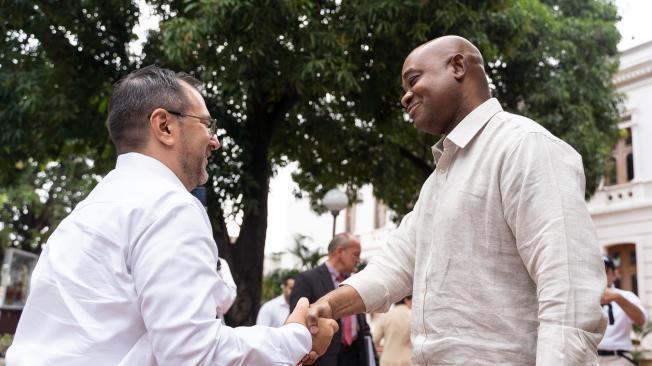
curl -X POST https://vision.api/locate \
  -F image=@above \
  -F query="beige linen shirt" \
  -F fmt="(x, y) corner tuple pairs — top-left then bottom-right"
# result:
(374, 304), (412, 366)
(345, 98), (606, 365)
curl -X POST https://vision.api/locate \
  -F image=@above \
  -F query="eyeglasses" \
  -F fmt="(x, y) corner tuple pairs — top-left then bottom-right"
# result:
(166, 109), (218, 136)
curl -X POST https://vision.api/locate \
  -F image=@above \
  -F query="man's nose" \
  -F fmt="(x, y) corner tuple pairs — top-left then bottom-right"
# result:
(209, 135), (221, 150)
(401, 90), (413, 109)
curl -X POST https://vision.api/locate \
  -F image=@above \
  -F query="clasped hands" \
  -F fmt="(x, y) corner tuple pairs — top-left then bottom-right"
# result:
(600, 287), (621, 305)
(285, 297), (338, 365)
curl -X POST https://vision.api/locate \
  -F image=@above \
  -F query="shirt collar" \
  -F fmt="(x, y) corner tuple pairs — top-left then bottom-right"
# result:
(324, 260), (342, 280)
(116, 152), (188, 191)
(430, 98), (503, 162)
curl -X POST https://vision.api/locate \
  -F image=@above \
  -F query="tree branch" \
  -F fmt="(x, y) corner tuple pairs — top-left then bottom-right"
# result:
(398, 146), (433, 179)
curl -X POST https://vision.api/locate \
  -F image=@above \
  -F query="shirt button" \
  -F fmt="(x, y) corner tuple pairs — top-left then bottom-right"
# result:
(438, 168), (446, 174)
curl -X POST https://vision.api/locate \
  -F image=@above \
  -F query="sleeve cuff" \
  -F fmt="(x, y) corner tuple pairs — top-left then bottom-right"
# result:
(535, 322), (605, 365)
(342, 267), (392, 313)
(280, 323), (312, 362)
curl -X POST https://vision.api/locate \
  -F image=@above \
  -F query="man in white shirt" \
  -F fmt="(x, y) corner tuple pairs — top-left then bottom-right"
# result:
(304, 35), (606, 365)
(7, 65), (337, 365)
(256, 275), (295, 327)
(598, 255), (647, 365)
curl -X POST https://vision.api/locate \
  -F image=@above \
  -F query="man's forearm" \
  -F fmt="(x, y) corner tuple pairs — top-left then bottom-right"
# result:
(317, 285), (366, 320)
(616, 295), (646, 326)
(303, 285), (365, 364)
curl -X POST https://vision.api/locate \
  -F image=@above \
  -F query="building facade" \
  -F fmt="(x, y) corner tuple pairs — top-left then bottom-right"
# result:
(588, 40), (652, 306)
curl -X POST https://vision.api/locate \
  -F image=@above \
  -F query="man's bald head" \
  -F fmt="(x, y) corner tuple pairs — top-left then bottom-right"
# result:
(401, 35), (491, 135)
(410, 36), (486, 74)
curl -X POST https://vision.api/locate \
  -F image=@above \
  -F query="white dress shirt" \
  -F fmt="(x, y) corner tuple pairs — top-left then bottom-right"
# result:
(256, 295), (290, 328)
(599, 287), (648, 351)
(7, 153), (310, 366)
(345, 98), (606, 365)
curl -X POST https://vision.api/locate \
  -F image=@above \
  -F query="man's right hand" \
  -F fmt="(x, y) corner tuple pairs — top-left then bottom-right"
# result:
(287, 298), (338, 365)
(304, 316), (338, 365)
(296, 300), (336, 365)
(601, 287), (620, 305)
(301, 286), (366, 364)
(306, 299), (333, 335)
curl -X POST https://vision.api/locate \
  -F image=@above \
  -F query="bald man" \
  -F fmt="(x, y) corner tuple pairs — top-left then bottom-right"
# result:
(306, 36), (606, 365)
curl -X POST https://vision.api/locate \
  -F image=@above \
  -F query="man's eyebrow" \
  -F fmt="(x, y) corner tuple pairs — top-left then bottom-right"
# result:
(402, 67), (417, 80)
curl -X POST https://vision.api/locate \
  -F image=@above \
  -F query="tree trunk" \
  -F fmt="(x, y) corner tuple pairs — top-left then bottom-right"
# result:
(211, 89), (294, 325)
(211, 183), (269, 326)
(219, 134), (271, 325)
(215, 101), (283, 326)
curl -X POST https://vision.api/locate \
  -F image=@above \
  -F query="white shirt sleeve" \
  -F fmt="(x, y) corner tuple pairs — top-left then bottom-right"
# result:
(130, 203), (310, 365)
(256, 301), (274, 326)
(344, 197), (420, 313)
(500, 132), (607, 365)
(623, 291), (649, 322)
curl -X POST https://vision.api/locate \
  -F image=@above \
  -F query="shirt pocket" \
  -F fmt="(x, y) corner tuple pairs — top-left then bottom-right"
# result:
(455, 181), (495, 258)
(457, 182), (488, 228)
(459, 182), (488, 199)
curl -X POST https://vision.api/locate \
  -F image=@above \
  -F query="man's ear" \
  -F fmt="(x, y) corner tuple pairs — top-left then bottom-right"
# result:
(149, 108), (175, 146)
(335, 245), (345, 256)
(450, 53), (466, 81)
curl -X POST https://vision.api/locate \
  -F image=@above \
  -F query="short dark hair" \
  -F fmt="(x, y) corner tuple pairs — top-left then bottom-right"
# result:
(281, 274), (295, 286)
(603, 255), (616, 270)
(106, 65), (202, 153)
(327, 232), (357, 254)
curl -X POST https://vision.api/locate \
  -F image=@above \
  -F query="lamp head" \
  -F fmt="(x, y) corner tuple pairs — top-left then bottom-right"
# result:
(323, 188), (348, 212)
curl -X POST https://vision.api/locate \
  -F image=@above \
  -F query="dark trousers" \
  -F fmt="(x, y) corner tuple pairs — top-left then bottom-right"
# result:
(337, 342), (361, 366)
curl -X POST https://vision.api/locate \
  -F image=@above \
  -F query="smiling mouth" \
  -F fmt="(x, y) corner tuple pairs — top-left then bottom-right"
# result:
(407, 102), (421, 117)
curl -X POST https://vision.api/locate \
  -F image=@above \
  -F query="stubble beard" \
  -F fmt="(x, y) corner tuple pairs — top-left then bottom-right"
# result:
(180, 143), (208, 189)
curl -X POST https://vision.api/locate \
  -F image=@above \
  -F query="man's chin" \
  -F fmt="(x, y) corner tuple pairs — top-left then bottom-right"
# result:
(413, 119), (433, 135)
(198, 171), (209, 186)
(414, 118), (444, 136)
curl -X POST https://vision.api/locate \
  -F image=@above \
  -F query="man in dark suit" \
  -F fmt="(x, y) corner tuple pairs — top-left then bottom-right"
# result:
(290, 232), (373, 366)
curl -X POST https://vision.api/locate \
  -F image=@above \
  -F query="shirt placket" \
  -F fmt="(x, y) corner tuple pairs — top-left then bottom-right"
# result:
(435, 139), (456, 180)
(419, 139), (457, 365)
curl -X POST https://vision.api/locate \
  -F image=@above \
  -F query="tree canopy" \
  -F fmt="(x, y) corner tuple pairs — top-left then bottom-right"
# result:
(1, 0), (621, 325)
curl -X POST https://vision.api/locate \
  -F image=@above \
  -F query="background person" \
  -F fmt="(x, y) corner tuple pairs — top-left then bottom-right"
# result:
(373, 296), (412, 366)
(257, 274), (295, 327)
(598, 255), (648, 365)
(291, 232), (373, 366)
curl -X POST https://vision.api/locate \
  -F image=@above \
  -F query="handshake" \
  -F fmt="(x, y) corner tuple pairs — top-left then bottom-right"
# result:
(285, 297), (339, 365)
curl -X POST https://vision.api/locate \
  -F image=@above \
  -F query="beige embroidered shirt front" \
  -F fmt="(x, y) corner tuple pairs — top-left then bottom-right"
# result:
(345, 98), (606, 365)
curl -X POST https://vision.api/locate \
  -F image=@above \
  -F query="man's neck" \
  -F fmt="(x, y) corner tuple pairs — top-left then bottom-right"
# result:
(326, 259), (344, 275)
(140, 147), (193, 191)
(445, 95), (491, 135)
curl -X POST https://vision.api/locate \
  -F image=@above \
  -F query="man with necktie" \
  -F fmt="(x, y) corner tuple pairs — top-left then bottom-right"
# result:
(291, 232), (373, 365)
(598, 255), (647, 365)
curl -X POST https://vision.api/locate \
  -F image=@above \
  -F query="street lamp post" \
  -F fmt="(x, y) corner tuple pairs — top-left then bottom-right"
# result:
(323, 188), (349, 238)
